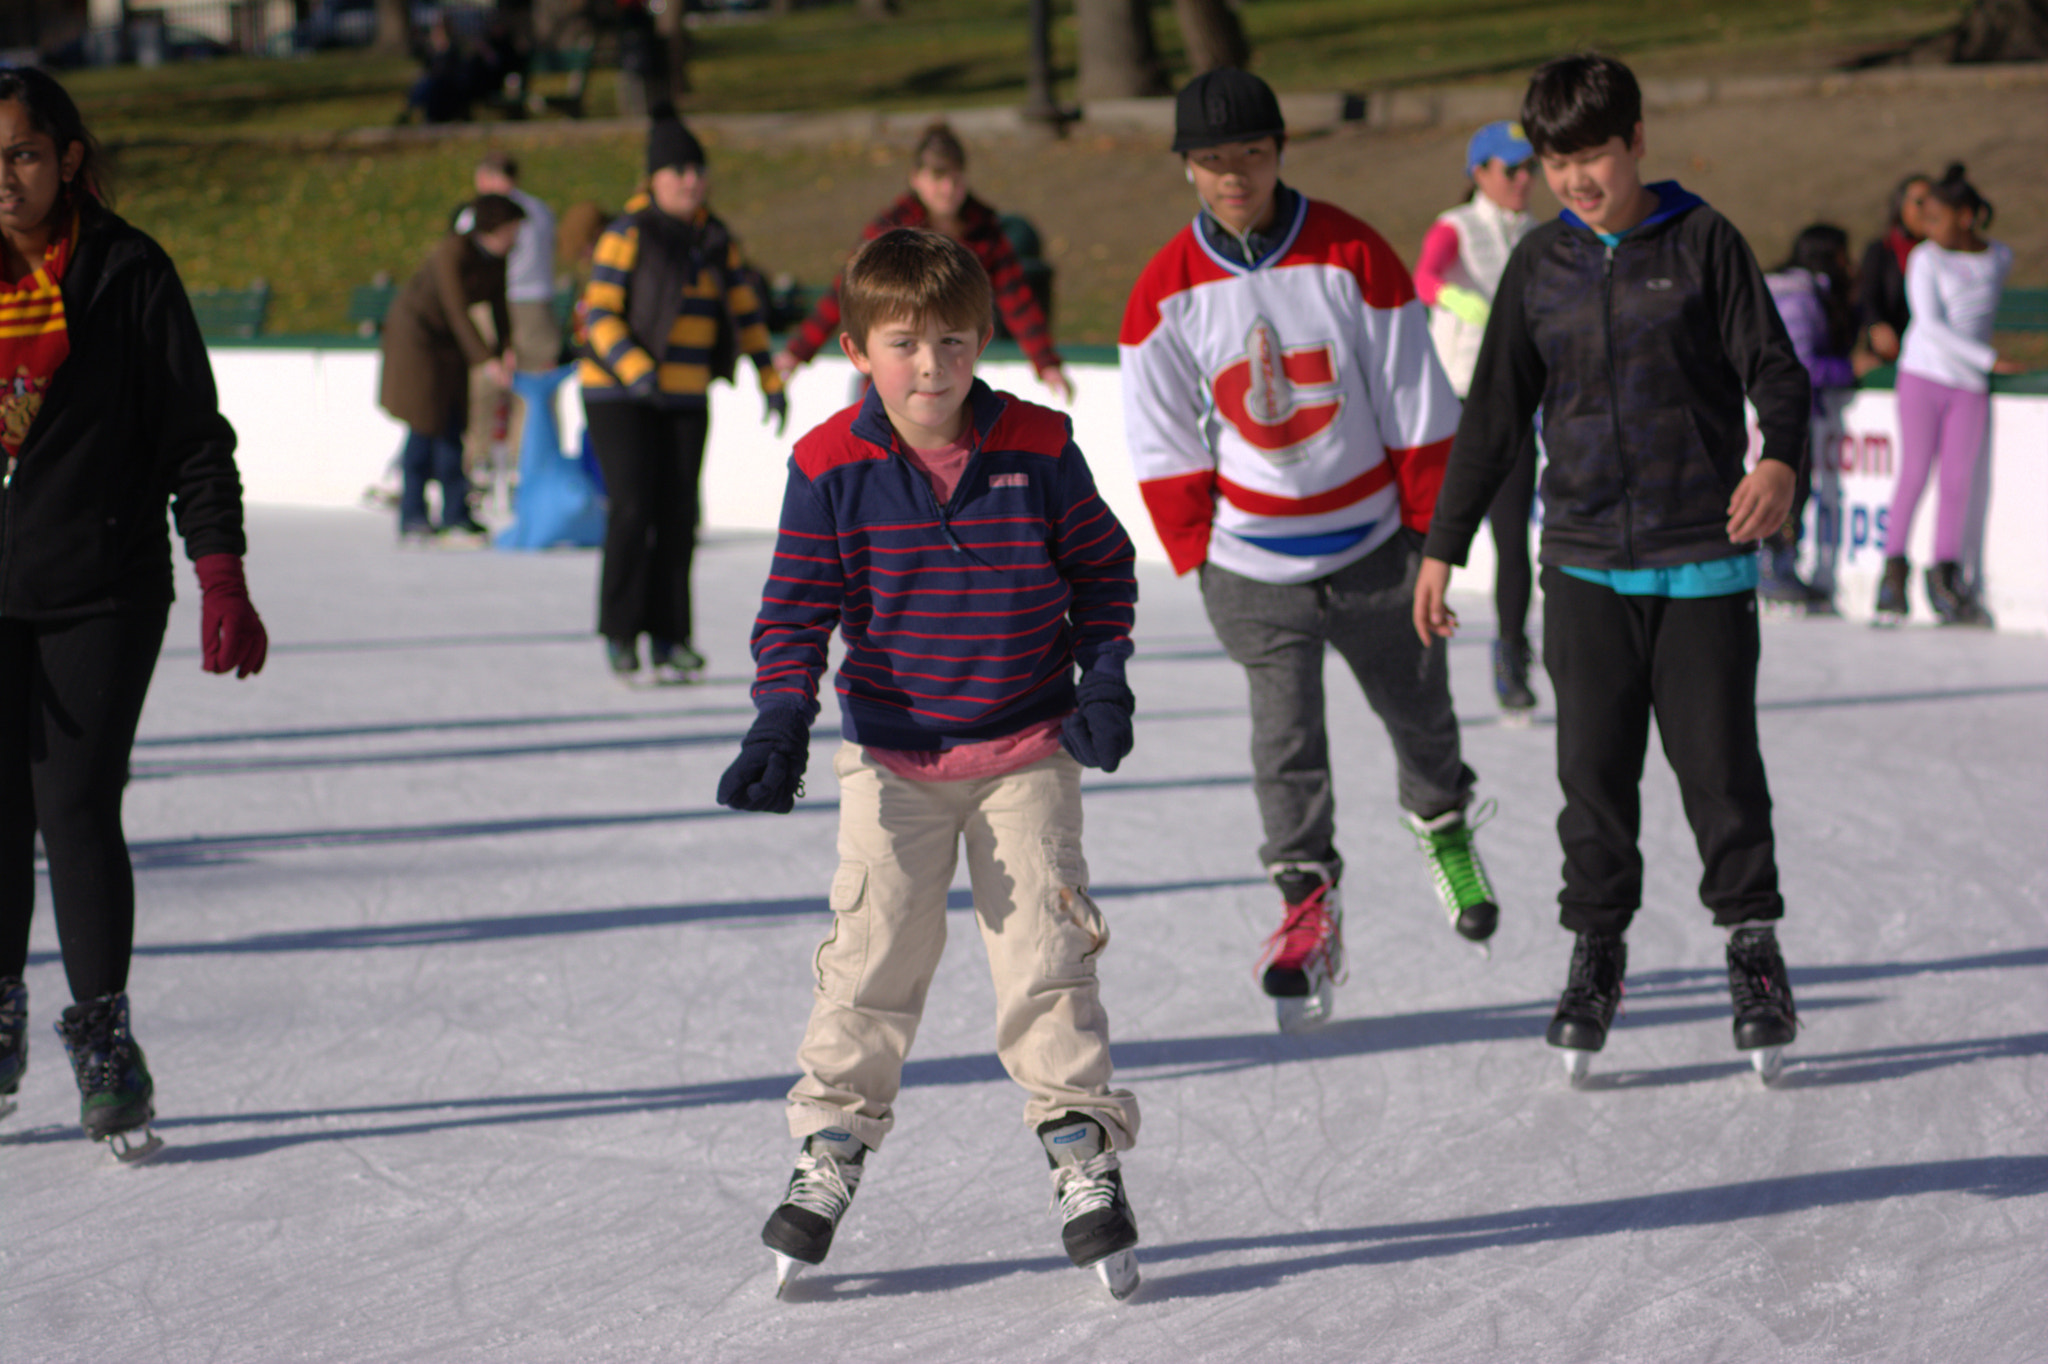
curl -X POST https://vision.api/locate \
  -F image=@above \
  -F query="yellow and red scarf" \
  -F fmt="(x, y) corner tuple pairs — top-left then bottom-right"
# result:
(0, 210), (78, 458)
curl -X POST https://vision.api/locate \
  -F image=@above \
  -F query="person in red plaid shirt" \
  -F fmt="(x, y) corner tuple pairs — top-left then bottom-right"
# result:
(772, 123), (1074, 404)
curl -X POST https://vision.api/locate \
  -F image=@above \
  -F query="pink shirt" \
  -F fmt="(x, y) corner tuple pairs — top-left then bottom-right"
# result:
(865, 430), (1070, 783)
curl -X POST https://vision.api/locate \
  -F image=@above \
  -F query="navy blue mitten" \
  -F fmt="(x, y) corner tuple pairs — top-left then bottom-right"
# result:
(1059, 672), (1136, 773)
(717, 708), (812, 813)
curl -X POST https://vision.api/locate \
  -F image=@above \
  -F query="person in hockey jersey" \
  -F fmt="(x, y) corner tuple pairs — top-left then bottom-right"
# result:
(1119, 69), (1502, 1035)
(717, 228), (1143, 1300)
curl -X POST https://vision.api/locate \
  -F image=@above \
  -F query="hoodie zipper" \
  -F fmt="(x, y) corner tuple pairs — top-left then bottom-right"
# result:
(1602, 242), (1635, 569)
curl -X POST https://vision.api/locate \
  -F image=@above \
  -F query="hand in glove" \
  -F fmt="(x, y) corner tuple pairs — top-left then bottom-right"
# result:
(717, 707), (812, 813)
(195, 553), (268, 679)
(1059, 672), (1135, 773)
(764, 389), (789, 437)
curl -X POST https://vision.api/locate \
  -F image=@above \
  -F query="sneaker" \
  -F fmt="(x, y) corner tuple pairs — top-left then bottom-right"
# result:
(1726, 925), (1797, 1053)
(54, 992), (154, 1142)
(1492, 637), (1536, 717)
(1405, 803), (1500, 948)
(762, 1128), (867, 1276)
(649, 638), (706, 685)
(605, 637), (640, 679)
(1546, 931), (1627, 1054)
(0, 977), (25, 1099)
(1256, 863), (1344, 1031)
(1038, 1116), (1138, 1270)
(1873, 556), (1909, 627)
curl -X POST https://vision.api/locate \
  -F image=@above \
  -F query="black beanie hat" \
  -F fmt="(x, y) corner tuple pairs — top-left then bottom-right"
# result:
(647, 104), (705, 175)
(1172, 68), (1285, 153)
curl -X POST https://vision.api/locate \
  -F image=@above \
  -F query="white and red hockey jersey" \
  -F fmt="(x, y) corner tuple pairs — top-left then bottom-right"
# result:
(1119, 195), (1461, 583)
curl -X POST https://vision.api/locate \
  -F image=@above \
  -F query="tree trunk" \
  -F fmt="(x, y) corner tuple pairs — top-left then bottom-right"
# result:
(659, 1), (692, 96)
(1172, 0), (1250, 73)
(1076, 0), (1170, 101)
(1952, 0), (2048, 60)
(857, 0), (900, 18)
(373, 0), (409, 55)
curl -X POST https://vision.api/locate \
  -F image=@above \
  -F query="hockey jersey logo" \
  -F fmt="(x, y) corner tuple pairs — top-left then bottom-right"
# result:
(1210, 317), (1343, 465)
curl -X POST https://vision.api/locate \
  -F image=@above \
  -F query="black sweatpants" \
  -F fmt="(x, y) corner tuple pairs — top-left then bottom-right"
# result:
(584, 400), (711, 646)
(1541, 568), (1781, 936)
(0, 608), (168, 999)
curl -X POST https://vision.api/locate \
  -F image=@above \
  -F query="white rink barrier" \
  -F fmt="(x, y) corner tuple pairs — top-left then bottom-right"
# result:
(211, 343), (2048, 635)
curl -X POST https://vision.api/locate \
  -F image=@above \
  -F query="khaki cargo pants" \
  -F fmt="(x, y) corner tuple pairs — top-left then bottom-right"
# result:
(785, 743), (1140, 1152)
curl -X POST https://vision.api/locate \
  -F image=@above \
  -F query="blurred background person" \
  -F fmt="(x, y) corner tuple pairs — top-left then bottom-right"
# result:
(1855, 171), (1932, 367)
(379, 194), (524, 541)
(774, 122), (1072, 405)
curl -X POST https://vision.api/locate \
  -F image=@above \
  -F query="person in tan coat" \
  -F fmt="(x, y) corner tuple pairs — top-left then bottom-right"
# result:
(378, 193), (524, 540)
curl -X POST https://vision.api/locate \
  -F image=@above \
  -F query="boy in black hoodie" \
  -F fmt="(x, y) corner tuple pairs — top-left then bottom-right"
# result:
(1412, 54), (1810, 1085)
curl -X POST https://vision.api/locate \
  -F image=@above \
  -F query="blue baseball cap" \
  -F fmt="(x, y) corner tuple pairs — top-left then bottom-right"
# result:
(1466, 121), (1532, 173)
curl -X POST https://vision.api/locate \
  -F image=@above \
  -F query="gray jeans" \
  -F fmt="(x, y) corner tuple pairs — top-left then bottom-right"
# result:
(1200, 533), (1474, 880)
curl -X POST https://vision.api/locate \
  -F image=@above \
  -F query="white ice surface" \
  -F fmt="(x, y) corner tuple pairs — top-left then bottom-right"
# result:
(5, 506), (2045, 1363)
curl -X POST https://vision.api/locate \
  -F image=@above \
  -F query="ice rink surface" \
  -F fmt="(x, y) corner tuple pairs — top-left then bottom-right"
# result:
(6, 506), (2045, 1363)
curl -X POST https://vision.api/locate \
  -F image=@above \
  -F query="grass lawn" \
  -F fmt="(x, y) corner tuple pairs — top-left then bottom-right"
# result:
(53, 0), (2034, 349)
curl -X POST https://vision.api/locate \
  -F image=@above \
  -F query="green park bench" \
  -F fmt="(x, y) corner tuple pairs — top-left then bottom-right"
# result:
(347, 275), (397, 337)
(527, 42), (595, 120)
(1994, 287), (2048, 332)
(188, 280), (270, 340)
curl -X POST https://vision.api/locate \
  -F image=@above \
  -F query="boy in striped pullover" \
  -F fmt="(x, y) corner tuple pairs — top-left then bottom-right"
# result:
(718, 228), (1143, 1300)
(1120, 70), (1502, 1034)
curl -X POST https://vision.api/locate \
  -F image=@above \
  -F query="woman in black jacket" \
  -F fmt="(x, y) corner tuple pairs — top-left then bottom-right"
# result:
(0, 67), (267, 1160)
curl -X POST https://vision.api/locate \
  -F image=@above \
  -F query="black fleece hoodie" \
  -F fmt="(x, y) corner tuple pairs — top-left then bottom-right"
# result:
(1425, 182), (1809, 573)
(0, 204), (245, 620)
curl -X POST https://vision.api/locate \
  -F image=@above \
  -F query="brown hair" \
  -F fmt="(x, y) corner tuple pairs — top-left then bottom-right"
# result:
(557, 199), (611, 266)
(840, 228), (992, 352)
(912, 122), (967, 174)
(467, 192), (526, 236)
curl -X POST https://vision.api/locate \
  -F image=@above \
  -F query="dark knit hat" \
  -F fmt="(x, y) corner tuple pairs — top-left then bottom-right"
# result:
(646, 105), (705, 175)
(1172, 68), (1285, 153)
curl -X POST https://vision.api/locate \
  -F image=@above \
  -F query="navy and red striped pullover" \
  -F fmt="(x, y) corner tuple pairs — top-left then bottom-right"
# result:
(748, 378), (1136, 751)
(783, 193), (1063, 378)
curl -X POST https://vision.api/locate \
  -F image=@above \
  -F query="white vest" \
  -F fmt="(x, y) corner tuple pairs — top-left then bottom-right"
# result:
(1426, 194), (1532, 396)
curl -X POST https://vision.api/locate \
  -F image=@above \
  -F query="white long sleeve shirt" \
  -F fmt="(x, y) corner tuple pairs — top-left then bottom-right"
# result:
(1898, 238), (2011, 393)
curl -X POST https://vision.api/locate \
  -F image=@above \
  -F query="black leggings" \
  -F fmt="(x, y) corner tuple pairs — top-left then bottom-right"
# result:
(0, 609), (167, 999)
(1488, 423), (1538, 649)
(584, 401), (711, 646)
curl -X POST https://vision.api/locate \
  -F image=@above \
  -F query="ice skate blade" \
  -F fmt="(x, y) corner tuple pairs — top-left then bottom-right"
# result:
(1498, 707), (1536, 729)
(0, 1096), (16, 1122)
(105, 1128), (164, 1165)
(1747, 1046), (1786, 1084)
(1273, 982), (1334, 1033)
(772, 1252), (807, 1298)
(1558, 1048), (1593, 1087)
(1093, 1249), (1140, 1301)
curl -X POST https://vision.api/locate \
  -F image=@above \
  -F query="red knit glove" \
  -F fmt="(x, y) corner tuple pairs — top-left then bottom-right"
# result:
(194, 553), (268, 678)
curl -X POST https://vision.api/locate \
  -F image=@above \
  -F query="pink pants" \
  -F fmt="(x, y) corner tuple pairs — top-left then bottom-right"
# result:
(1886, 370), (1988, 563)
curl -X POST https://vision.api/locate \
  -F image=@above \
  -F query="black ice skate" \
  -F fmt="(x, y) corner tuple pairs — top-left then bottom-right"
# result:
(55, 991), (161, 1163)
(1038, 1116), (1140, 1301)
(1924, 562), (1992, 628)
(1727, 925), (1798, 1083)
(1257, 863), (1344, 1033)
(1546, 932), (1626, 1087)
(762, 1128), (866, 1296)
(1493, 638), (1537, 725)
(0, 977), (25, 1122)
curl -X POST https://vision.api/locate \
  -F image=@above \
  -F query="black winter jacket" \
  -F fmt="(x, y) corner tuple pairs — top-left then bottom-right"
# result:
(0, 205), (245, 620)
(1425, 184), (1809, 572)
